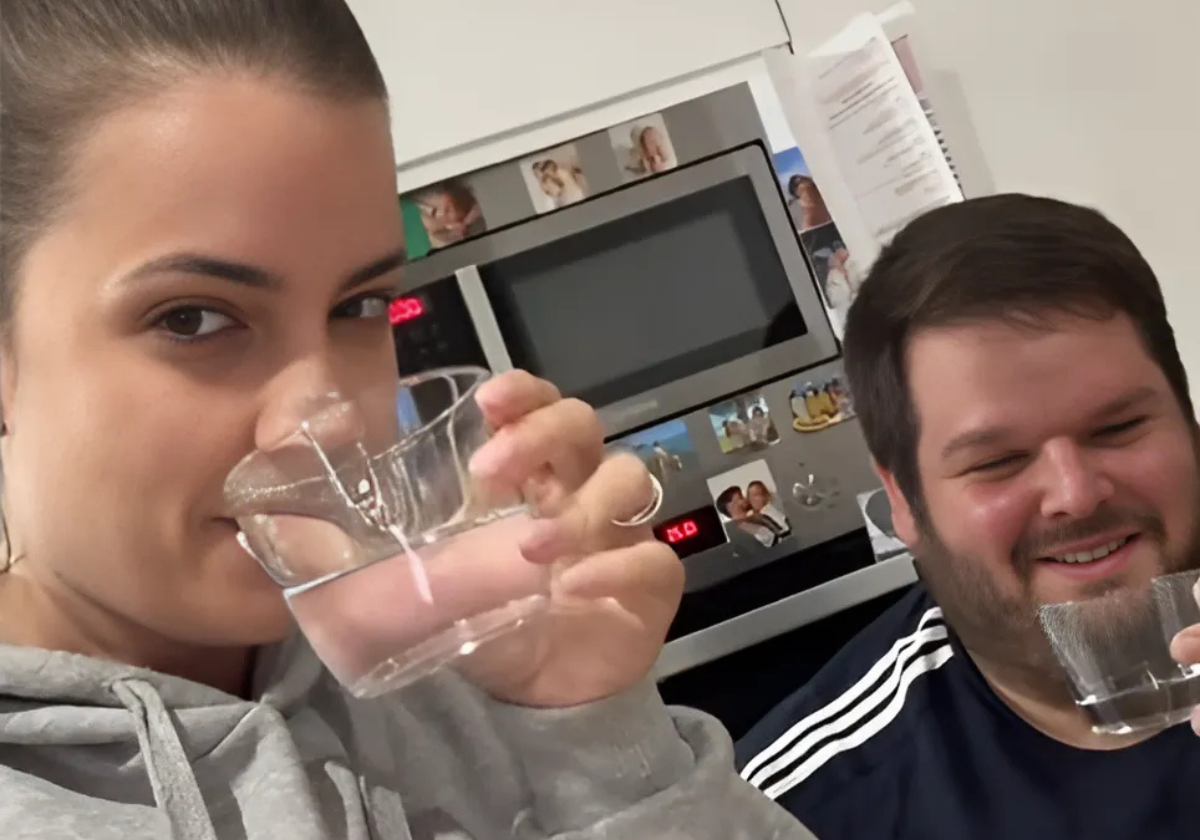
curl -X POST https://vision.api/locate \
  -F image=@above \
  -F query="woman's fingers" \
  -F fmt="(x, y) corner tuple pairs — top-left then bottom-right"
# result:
(554, 539), (683, 619)
(519, 452), (662, 562)
(474, 370), (561, 427)
(471, 394), (604, 500)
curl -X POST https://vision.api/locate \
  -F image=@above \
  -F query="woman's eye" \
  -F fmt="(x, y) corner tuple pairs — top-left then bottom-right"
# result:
(156, 306), (237, 340)
(332, 294), (393, 320)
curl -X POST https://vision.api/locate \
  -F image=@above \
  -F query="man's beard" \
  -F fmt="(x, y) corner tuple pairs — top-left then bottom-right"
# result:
(913, 504), (1200, 699)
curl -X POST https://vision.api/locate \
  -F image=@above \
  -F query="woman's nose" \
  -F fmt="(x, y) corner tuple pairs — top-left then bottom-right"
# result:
(254, 359), (358, 452)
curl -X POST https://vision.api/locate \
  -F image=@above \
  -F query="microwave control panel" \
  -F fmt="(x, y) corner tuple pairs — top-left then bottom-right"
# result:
(390, 276), (488, 376)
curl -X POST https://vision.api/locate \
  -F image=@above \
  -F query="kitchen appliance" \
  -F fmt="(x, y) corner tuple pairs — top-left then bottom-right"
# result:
(396, 142), (837, 437)
(391, 85), (917, 701)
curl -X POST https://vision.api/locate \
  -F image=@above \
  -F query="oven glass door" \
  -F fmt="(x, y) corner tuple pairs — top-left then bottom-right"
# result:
(478, 172), (807, 410)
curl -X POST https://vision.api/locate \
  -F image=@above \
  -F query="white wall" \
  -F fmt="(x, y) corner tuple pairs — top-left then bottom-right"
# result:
(780, 0), (1200, 377)
(347, 0), (787, 190)
(388, 54), (778, 195)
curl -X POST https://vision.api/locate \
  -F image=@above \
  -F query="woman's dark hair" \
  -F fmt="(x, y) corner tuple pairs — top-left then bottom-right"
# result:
(843, 193), (1193, 524)
(0, 0), (388, 333)
(788, 174), (815, 200)
(0, 0), (387, 567)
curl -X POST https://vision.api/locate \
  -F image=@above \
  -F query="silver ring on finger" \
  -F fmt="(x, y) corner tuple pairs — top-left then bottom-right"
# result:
(611, 473), (663, 528)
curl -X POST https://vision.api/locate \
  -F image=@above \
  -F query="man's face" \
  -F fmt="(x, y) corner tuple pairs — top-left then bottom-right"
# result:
(727, 491), (751, 520)
(881, 313), (1200, 674)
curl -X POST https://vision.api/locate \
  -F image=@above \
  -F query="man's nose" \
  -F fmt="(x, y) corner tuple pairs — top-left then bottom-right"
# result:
(1037, 437), (1114, 520)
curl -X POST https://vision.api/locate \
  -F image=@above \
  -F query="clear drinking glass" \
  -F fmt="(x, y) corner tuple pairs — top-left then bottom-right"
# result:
(224, 366), (550, 697)
(1039, 568), (1200, 735)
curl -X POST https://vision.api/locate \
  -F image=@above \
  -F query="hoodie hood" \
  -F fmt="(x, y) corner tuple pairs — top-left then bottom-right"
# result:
(0, 636), (357, 840)
(0, 635), (820, 840)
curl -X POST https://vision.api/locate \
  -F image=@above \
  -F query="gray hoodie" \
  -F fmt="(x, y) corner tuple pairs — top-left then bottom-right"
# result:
(0, 637), (815, 839)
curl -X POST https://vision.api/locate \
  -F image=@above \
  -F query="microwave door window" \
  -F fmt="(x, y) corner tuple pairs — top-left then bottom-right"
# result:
(479, 177), (806, 409)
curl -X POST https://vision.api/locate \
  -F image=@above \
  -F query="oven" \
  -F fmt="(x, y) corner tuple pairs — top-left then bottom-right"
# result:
(390, 84), (917, 719)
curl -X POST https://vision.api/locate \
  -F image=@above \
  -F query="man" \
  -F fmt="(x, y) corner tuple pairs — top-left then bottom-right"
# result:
(738, 194), (1200, 838)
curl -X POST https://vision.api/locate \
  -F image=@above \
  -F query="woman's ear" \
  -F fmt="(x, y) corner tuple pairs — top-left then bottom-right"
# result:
(0, 347), (14, 435)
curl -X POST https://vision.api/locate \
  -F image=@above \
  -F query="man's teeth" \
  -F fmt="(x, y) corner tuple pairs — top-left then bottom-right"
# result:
(1049, 537), (1131, 564)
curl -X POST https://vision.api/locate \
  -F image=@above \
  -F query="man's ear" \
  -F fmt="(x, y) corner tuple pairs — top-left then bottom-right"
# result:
(874, 461), (920, 548)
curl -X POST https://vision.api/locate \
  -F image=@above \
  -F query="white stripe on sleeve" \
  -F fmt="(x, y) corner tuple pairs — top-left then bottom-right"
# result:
(740, 606), (944, 784)
(762, 645), (955, 800)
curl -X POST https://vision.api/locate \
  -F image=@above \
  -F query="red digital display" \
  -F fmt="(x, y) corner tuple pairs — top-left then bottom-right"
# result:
(663, 519), (700, 543)
(388, 296), (426, 325)
(653, 505), (727, 559)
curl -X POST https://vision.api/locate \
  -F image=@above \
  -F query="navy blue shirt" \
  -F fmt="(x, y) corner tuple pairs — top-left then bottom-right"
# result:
(737, 584), (1199, 839)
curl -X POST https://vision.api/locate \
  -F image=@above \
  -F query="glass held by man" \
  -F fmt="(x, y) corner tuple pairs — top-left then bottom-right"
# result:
(1040, 568), (1200, 735)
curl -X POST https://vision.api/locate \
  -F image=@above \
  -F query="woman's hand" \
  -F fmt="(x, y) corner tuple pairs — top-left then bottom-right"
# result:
(460, 370), (685, 708)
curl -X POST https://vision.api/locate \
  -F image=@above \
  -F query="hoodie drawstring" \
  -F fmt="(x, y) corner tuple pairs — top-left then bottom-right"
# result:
(113, 679), (220, 840)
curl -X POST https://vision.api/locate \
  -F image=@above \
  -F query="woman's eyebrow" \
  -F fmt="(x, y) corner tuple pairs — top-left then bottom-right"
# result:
(117, 248), (405, 292)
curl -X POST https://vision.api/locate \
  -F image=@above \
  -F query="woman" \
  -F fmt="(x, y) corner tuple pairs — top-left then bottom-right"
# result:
(786, 175), (832, 231)
(746, 405), (777, 447)
(723, 417), (749, 451)
(637, 125), (674, 174)
(416, 178), (485, 247)
(533, 159), (586, 208)
(746, 481), (789, 536)
(0, 2), (815, 838)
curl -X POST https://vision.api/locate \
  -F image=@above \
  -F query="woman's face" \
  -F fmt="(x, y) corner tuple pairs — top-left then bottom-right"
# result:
(2, 75), (404, 646)
(539, 171), (564, 198)
(640, 127), (662, 155)
(799, 182), (818, 209)
(748, 484), (770, 512)
(427, 190), (464, 226)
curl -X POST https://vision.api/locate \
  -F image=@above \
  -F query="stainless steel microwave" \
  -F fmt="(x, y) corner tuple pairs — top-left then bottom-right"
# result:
(396, 143), (838, 437)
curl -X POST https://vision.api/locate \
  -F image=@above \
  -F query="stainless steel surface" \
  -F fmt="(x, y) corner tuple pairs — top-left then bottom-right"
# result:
(655, 555), (918, 679)
(395, 84), (885, 647)
(406, 145), (838, 438)
(455, 265), (513, 373)
(631, 358), (881, 593)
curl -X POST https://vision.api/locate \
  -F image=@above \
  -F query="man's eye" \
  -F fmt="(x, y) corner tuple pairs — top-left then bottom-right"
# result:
(332, 294), (393, 320)
(969, 453), (1024, 474)
(156, 306), (237, 340)
(1095, 417), (1146, 438)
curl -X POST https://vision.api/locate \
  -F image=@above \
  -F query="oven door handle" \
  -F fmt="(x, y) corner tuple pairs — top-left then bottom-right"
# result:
(455, 265), (514, 374)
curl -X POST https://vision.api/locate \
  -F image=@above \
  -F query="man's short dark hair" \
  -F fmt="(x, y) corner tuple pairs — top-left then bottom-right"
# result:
(843, 193), (1193, 520)
(715, 486), (742, 517)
